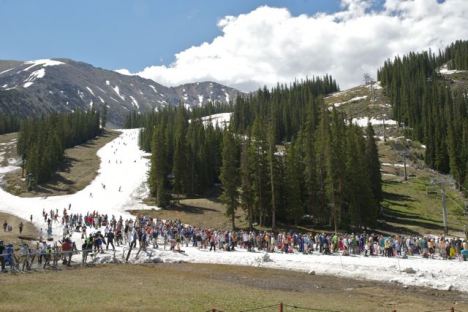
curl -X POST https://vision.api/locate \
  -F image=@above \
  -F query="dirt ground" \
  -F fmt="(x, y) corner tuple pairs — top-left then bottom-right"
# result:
(136, 197), (249, 230)
(0, 263), (466, 312)
(0, 212), (38, 245)
(1, 130), (119, 197)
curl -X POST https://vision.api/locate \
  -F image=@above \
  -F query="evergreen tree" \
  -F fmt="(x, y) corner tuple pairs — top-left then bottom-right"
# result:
(240, 139), (255, 229)
(365, 123), (383, 206)
(285, 140), (303, 225)
(172, 105), (189, 197)
(219, 128), (240, 229)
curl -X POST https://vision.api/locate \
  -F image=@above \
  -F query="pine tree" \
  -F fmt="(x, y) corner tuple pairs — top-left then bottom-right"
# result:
(240, 139), (255, 229)
(268, 118), (277, 230)
(101, 104), (108, 128)
(172, 105), (189, 197)
(285, 140), (303, 225)
(315, 106), (332, 226)
(219, 128), (240, 229)
(365, 123), (383, 206)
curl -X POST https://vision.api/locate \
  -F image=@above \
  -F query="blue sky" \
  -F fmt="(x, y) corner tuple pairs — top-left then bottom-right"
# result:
(0, 0), (343, 71)
(1, 0), (461, 90)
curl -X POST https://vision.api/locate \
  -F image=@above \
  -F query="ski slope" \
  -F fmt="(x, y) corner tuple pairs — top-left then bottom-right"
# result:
(0, 129), (467, 293)
(0, 129), (154, 235)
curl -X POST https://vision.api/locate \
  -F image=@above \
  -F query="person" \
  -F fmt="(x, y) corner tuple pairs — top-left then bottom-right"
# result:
(61, 238), (73, 266)
(3, 220), (7, 232)
(18, 222), (24, 234)
(5, 243), (17, 272)
(0, 240), (5, 272)
(30, 215), (33, 222)
(82, 236), (93, 265)
(106, 230), (115, 251)
(18, 243), (30, 271)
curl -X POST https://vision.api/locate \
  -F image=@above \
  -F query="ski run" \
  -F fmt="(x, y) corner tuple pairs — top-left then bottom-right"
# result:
(0, 129), (467, 293)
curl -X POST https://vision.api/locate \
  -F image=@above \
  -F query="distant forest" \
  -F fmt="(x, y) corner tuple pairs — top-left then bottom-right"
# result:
(17, 109), (104, 185)
(130, 76), (383, 231)
(0, 114), (21, 135)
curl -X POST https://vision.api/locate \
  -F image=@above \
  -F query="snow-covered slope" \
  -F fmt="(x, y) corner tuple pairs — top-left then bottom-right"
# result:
(0, 129), (154, 236)
(0, 129), (467, 293)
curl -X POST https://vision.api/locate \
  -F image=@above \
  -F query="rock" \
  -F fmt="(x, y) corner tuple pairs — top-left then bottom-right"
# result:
(256, 253), (273, 264)
(447, 285), (453, 292)
(402, 267), (416, 274)
(309, 270), (316, 275)
(261, 253), (272, 262)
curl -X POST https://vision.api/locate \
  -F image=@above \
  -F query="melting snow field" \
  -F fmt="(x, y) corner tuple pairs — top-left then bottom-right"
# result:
(0, 129), (467, 293)
(0, 129), (152, 236)
(200, 112), (232, 128)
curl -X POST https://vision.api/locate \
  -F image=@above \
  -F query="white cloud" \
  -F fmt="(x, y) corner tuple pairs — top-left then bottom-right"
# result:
(124, 0), (468, 91)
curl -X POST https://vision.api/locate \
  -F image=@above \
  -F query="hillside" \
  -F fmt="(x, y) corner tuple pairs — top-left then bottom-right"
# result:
(325, 79), (468, 237)
(0, 59), (241, 127)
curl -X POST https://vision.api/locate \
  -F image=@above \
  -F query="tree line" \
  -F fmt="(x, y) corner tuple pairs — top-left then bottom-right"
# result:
(124, 101), (232, 130)
(0, 114), (21, 135)
(17, 109), (103, 185)
(377, 40), (468, 192)
(138, 77), (382, 231)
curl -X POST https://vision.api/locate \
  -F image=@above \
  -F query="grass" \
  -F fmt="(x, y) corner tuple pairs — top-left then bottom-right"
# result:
(0, 132), (17, 167)
(375, 133), (467, 237)
(135, 197), (249, 230)
(1, 129), (119, 197)
(0, 263), (466, 312)
(380, 177), (467, 236)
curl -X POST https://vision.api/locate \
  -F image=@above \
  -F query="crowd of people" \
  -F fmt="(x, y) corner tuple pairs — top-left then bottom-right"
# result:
(1, 209), (467, 273)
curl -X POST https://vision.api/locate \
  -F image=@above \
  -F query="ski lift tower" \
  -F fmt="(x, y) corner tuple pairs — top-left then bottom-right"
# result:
(433, 174), (451, 236)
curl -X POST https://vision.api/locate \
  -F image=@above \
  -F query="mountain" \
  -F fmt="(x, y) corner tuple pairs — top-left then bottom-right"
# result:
(0, 58), (242, 127)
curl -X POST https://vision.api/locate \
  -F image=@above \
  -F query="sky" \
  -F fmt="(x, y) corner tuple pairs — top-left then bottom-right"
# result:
(1, 0), (467, 91)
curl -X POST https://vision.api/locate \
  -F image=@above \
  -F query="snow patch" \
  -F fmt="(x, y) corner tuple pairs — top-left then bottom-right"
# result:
(149, 85), (158, 94)
(86, 86), (95, 96)
(200, 112), (232, 129)
(0, 68), (14, 76)
(438, 64), (467, 75)
(23, 59), (64, 72)
(111, 85), (125, 101)
(129, 96), (139, 109)
(23, 68), (46, 88)
(352, 117), (397, 127)
(330, 95), (368, 110)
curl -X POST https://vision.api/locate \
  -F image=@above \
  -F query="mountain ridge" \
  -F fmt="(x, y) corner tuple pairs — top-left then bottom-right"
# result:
(0, 58), (242, 127)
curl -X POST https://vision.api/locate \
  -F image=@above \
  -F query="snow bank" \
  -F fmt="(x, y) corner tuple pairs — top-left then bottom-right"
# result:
(62, 241), (468, 293)
(438, 64), (466, 75)
(352, 117), (397, 127)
